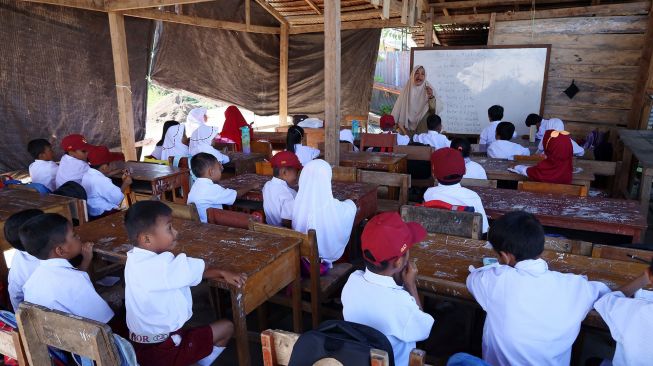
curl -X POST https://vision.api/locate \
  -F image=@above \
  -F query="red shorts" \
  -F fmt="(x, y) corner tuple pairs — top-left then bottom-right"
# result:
(131, 326), (214, 366)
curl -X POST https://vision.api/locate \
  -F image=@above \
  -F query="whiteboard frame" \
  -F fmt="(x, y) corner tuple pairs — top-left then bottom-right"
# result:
(410, 45), (552, 132)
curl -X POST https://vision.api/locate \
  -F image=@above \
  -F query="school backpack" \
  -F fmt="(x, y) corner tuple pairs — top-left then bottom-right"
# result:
(288, 320), (395, 366)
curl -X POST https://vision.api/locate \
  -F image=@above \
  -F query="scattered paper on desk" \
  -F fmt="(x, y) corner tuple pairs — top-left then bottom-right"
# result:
(507, 168), (520, 174)
(96, 276), (120, 287)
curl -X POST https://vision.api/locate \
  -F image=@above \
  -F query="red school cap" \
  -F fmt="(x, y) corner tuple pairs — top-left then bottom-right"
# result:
(270, 151), (302, 170)
(431, 147), (466, 184)
(380, 115), (396, 130)
(87, 145), (121, 166)
(61, 134), (92, 152)
(361, 212), (427, 265)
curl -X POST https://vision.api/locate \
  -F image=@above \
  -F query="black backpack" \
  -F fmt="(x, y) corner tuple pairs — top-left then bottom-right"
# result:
(288, 320), (395, 366)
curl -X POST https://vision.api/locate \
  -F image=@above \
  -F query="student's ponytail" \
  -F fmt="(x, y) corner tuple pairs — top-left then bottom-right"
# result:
(286, 126), (303, 153)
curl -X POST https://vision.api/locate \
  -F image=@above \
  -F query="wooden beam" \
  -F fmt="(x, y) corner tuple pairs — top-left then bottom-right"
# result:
(487, 12), (496, 45)
(628, 5), (653, 129)
(438, 0), (450, 16)
(246, 0), (251, 27)
(279, 24), (289, 126)
(401, 0), (409, 24)
(289, 17), (404, 34)
(107, 12), (137, 161)
(408, 0), (417, 26)
(382, 0), (391, 19)
(20, 0), (104, 11)
(423, 9), (433, 46)
(124, 8), (281, 34)
(304, 0), (322, 15)
(253, 0), (289, 25)
(105, 0), (213, 11)
(429, 0), (578, 10)
(324, 0), (341, 166)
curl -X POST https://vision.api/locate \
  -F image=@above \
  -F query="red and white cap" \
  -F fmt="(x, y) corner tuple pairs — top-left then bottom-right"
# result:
(361, 212), (427, 265)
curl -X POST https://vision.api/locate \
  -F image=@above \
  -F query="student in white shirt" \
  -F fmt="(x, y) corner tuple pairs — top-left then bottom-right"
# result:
(467, 212), (609, 366)
(412, 114), (451, 149)
(27, 139), (58, 191)
(20, 213), (112, 324)
(287, 125), (320, 166)
(123, 201), (246, 366)
(525, 114), (585, 156)
(487, 122), (530, 160)
(425, 148), (489, 233)
(339, 129), (359, 151)
(160, 123), (190, 162)
(55, 134), (91, 188)
(450, 138), (487, 180)
(188, 108), (230, 164)
(151, 121), (179, 160)
(82, 146), (132, 219)
(342, 212), (434, 366)
(594, 260), (653, 366)
(479, 105), (504, 145)
(262, 151), (300, 227)
(187, 153), (251, 223)
(4, 209), (43, 311)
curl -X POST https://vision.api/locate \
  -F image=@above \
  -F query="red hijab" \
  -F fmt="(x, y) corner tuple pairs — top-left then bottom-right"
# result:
(221, 106), (253, 151)
(527, 130), (573, 184)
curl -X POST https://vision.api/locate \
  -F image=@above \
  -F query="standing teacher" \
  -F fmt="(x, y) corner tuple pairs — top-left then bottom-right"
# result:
(391, 65), (441, 137)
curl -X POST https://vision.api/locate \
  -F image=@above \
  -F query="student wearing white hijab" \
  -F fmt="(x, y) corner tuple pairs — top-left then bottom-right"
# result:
(160, 124), (189, 162)
(391, 65), (442, 137)
(187, 108), (230, 164)
(292, 160), (357, 265)
(339, 129), (359, 151)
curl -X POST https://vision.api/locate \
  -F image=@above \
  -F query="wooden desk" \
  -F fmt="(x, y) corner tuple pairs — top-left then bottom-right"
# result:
(76, 212), (302, 366)
(471, 157), (595, 189)
(219, 173), (378, 225)
(111, 161), (190, 202)
(411, 234), (649, 329)
(253, 131), (287, 150)
(471, 186), (647, 242)
(224, 152), (266, 176)
(618, 129), (653, 219)
(275, 126), (322, 148)
(339, 151), (407, 174)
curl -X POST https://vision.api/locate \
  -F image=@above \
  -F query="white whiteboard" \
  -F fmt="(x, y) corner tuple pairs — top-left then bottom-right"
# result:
(412, 46), (550, 136)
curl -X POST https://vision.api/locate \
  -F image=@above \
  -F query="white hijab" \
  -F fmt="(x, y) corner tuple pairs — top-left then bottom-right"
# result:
(189, 124), (230, 164)
(291, 159), (357, 265)
(186, 107), (207, 127)
(392, 65), (432, 131)
(161, 124), (189, 161)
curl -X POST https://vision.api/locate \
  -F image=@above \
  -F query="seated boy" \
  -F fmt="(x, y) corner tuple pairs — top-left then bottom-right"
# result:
(55, 134), (92, 188)
(479, 105), (504, 145)
(187, 152), (251, 223)
(27, 139), (58, 191)
(412, 114), (451, 150)
(123, 201), (246, 366)
(424, 147), (488, 233)
(380, 114), (410, 146)
(20, 213), (113, 323)
(450, 138), (487, 180)
(4, 209), (43, 311)
(594, 259), (653, 366)
(341, 212), (433, 366)
(526, 114), (584, 156)
(467, 211), (609, 365)
(487, 122), (530, 160)
(262, 151), (301, 226)
(82, 146), (132, 219)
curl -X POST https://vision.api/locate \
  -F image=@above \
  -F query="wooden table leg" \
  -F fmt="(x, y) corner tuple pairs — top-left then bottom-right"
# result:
(230, 287), (250, 366)
(617, 149), (633, 198)
(292, 267), (302, 333)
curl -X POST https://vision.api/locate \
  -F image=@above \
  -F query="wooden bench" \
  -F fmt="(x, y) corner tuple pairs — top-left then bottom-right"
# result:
(332, 166), (357, 183)
(207, 207), (262, 229)
(460, 178), (497, 188)
(164, 201), (200, 222)
(591, 244), (653, 264)
(358, 170), (410, 213)
(393, 145), (434, 188)
(401, 205), (483, 240)
(0, 320), (27, 365)
(514, 154), (545, 163)
(360, 133), (395, 152)
(517, 181), (588, 197)
(251, 140), (273, 160)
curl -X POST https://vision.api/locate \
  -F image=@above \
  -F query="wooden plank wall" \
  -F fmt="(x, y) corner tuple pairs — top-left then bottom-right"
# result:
(490, 7), (651, 138)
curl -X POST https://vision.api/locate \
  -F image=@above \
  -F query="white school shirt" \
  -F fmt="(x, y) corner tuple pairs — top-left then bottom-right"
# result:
(479, 121), (501, 145)
(8, 250), (40, 312)
(23, 258), (114, 323)
(466, 259), (609, 366)
(392, 132), (410, 146)
(150, 145), (163, 160)
(125, 247), (205, 335)
(342, 269), (434, 366)
(537, 136), (585, 156)
(594, 290), (653, 366)
(262, 177), (297, 226)
(487, 140), (530, 160)
(423, 183), (489, 233)
(412, 130), (451, 150)
(294, 144), (320, 166)
(81, 168), (124, 217)
(29, 160), (58, 191)
(187, 177), (237, 223)
(55, 154), (89, 188)
(464, 158), (488, 180)
(536, 118), (565, 140)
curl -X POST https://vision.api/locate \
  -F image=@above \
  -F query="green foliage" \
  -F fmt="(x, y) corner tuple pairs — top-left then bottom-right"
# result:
(379, 104), (393, 115)
(374, 75), (384, 83)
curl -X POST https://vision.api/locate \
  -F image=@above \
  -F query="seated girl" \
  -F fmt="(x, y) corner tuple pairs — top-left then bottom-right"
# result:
(188, 107), (230, 164)
(511, 130), (573, 184)
(287, 125), (320, 166)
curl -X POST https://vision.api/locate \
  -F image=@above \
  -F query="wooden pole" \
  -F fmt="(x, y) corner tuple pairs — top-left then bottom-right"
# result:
(324, 0), (341, 166)
(627, 4), (653, 129)
(108, 12), (137, 161)
(423, 9), (433, 46)
(487, 12), (497, 45)
(279, 24), (289, 126)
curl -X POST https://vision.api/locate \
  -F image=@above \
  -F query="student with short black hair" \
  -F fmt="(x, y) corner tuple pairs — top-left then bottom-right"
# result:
(262, 151), (301, 226)
(466, 211), (609, 365)
(450, 138), (487, 180)
(27, 138), (58, 191)
(487, 122), (530, 160)
(479, 105), (505, 145)
(412, 114), (451, 149)
(82, 146), (132, 218)
(124, 201), (246, 366)
(286, 125), (319, 166)
(341, 212), (433, 366)
(20, 213), (112, 323)
(4, 209), (43, 311)
(187, 153), (251, 223)
(594, 259), (653, 366)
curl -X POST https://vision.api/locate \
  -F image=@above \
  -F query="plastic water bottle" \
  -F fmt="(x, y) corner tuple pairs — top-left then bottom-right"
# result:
(241, 126), (251, 154)
(352, 120), (360, 140)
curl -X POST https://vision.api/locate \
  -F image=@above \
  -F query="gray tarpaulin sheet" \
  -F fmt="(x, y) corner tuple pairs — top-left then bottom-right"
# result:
(151, 1), (381, 116)
(0, 0), (151, 171)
